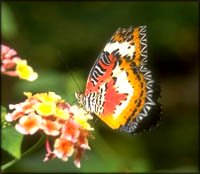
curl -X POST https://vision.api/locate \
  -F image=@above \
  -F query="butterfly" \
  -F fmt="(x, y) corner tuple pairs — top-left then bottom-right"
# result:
(76, 25), (161, 134)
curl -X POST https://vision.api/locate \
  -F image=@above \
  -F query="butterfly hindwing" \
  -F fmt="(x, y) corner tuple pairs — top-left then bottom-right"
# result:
(81, 25), (161, 134)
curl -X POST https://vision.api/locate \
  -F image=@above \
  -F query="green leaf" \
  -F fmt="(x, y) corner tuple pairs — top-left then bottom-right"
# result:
(1, 106), (11, 128)
(2, 126), (23, 159)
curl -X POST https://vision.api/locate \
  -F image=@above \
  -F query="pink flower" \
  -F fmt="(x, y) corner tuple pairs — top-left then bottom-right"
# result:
(15, 113), (42, 135)
(5, 101), (35, 122)
(74, 147), (84, 168)
(43, 138), (56, 162)
(1, 45), (17, 60)
(53, 138), (74, 161)
(57, 102), (71, 111)
(77, 130), (90, 150)
(61, 119), (80, 143)
(40, 119), (61, 136)
(73, 130), (90, 168)
(5, 91), (94, 168)
(1, 44), (38, 81)
(5, 110), (25, 122)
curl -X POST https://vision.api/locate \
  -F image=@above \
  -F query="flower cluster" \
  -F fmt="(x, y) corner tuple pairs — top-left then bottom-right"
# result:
(5, 92), (93, 168)
(1, 44), (38, 81)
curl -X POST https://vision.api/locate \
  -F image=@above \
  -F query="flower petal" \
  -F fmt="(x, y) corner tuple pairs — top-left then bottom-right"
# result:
(53, 138), (74, 161)
(35, 102), (56, 116)
(40, 119), (61, 136)
(61, 119), (80, 142)
(15, 60), (38, 81)
(15, 113), (42, 135)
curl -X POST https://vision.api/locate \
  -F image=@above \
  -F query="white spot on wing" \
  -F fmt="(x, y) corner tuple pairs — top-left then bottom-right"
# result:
(111, 65), (134, 118)
(104, 42), (135, 58)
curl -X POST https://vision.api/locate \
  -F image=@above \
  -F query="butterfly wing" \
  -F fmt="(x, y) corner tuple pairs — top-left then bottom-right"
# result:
(83, 26), (161, 133)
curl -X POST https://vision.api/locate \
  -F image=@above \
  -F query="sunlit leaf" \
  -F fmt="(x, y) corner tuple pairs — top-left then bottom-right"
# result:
(2, 126), (23, 159)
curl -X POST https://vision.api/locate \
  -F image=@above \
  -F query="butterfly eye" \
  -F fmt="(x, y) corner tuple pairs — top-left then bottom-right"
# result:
(75, 92), (84, 105)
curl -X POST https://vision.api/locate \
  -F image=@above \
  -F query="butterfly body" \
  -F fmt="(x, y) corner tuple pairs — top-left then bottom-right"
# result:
(76, 26), (161, 134)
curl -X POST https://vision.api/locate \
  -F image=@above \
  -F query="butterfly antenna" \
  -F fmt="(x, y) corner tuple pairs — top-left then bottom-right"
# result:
(56, 50), (82, 93)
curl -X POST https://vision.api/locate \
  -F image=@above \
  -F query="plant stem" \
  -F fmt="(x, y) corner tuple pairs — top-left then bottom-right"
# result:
(1, 134), (45, 171)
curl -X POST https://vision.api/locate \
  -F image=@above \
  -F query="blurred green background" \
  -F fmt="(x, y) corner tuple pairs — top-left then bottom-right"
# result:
(1, 1), (198, 173)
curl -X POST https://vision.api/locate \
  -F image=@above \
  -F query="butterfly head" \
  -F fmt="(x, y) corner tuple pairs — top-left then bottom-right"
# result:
(75, 92), (84, 107)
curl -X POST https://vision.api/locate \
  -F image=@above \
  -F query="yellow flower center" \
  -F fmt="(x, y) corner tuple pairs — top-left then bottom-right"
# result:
(55, 107), (69, 120)
(34, 92), (61, 103)
(15, 60), (38, 81)
(35, 102), (56, 116)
